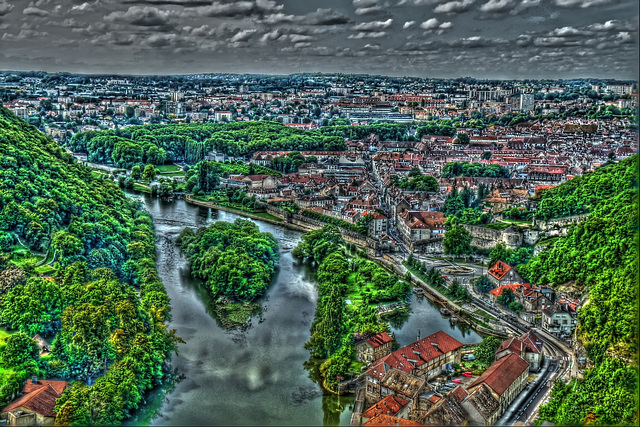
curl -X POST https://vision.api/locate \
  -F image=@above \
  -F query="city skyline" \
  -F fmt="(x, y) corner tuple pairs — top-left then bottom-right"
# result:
(0, 0), (638, 79)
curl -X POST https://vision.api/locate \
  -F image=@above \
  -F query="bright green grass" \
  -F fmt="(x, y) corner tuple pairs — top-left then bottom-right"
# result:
(160, 171), (186, 177)
(133, 183), (152, 193)
(156, 164), (180, 172)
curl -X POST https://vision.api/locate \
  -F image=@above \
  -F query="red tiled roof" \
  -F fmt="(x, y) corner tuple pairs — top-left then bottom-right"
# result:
(361, 395), (409, 420)
(497, 338), (524, 356)
(366, 331), (463, 378)
(2, 383), (66, 418)
(469, 353), (529, 397)
(519, 330), (544, 354)
(489, 283), (530, 297)
(365, 332), (394, 349)
(451, 385), (469, 403)
(364, 414), (426, 426)
(22, 379), (68, 395)
(487, 260), (512, 281)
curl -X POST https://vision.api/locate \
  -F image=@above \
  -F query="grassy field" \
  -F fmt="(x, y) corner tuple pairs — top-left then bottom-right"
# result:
(35, 265), (56, 275)
(160, 171), (186, 177)
(133, 183), (152, 193)
(482, 222), (512, 230)
(156, 164), (181, 173)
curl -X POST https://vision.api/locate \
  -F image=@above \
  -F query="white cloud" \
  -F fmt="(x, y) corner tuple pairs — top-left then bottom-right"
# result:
(433, 0), (475, 13)
(403, 21), (416, 29)
(354, 19), (393, 31)
(348, 31), (387, 38)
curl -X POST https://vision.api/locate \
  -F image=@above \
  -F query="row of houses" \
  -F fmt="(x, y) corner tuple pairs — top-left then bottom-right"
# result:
(355, 329), (544, 426)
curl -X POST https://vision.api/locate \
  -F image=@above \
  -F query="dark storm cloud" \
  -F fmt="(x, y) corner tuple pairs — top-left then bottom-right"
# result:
(0, 0), (637, 78)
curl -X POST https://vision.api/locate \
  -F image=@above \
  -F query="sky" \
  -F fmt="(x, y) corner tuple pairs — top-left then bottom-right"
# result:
(0, 0), (638, 79)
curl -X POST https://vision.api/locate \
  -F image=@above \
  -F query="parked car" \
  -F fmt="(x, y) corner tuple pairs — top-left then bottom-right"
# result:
(462, 372), (473, 377)
(452, 379), (462, 384)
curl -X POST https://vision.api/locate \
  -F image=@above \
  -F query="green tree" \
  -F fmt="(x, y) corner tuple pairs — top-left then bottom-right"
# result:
(443, 225), (472, 257)
(130, 165), (141, 180)
(0, 332), (40, 367)
(474, 336), (501, 367)
(142, 164), (157, 181)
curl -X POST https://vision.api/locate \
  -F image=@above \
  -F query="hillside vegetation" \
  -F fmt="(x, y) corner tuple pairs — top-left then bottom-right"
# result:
(528, 155), (639, 426)
(0, 107), (180, 424)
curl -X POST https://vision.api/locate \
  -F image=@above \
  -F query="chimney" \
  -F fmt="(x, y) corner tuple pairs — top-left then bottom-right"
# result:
(31, 376), (38, 384)
(417, 329), (421, 341)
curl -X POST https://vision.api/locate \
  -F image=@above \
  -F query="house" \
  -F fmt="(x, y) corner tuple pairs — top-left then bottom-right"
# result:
(487, 261), (523, 286)
(365, 331), (463, 402)
(361, 395), (410, 424)
(1, 377), (69, 426)
(356, 332), (394, 363)
(397, 210), (446, 242)
(495, 330), (544, 371)
(467, 353), (530, 416)
(363, 414), (426, 426)
(488, 283), (531, 304)
(542, 305), (577, 339)
(369, 212), (388, 238)
(241, 174), (278, 189)
(457, 383), (501, 426)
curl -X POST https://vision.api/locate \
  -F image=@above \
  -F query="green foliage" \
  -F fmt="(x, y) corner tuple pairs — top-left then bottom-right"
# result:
(475, 276), (494, 294)
(177, 218), (279, 302)
(534, 155), (638, 220)
(0, 108), (180, 424)
(69, 121), (349, 163)
(270, 151), (308, 173)
(392, 174), (439, 192)
(0, 332), (39, 367)
(442, 161), (511, 178)
(526, 155), (639, 427)
(292, 225), (344, 264)
(185, 160), (280, 194)
(474, 336), (501, 367)
(489, 243), (533, 270)
(443, 225), (472, 256)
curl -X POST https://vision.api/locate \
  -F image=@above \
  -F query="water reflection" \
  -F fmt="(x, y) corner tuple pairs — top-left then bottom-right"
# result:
(125, 193), (481, 426)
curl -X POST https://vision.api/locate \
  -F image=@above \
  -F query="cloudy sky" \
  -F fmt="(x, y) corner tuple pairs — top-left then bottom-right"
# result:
(0, 0), (637, 79)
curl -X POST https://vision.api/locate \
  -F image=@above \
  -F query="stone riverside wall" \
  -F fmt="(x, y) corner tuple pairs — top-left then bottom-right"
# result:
(409, 237), (444, 255)
(187, 196), (372, 249)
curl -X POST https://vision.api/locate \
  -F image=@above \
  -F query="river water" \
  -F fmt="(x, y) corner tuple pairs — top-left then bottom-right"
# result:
(126, 194), (481, 426)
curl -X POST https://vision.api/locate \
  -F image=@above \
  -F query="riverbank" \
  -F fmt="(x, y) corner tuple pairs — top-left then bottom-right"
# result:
(185, 195), (312, 232)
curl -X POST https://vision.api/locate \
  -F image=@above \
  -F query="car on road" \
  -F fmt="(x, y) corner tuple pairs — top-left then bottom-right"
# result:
(462, 372), (473, 377)
(452, 378), (462, 384)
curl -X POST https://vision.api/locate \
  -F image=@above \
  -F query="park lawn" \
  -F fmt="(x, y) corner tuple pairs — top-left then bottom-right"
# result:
(133, 183), (152, 193)
(91, 171), (108, 179)
(160, 171), (186, 177)
(156, 164), (180, 172)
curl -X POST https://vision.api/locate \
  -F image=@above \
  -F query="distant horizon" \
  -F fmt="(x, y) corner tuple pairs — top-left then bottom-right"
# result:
(0, 0), (637, 80)
(0, 69), (637, 83)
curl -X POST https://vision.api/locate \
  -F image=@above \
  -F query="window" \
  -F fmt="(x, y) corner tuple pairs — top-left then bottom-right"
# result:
(563, 320), (568, 325)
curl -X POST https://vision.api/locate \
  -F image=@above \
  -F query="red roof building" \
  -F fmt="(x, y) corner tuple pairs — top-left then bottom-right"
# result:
(361, 395), (410, 423)
(468, 353), (530, 415)
(2, 378), (69, 424)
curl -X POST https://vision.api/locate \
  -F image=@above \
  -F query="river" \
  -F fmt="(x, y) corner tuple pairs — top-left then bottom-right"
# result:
(126, 194), (481, 426)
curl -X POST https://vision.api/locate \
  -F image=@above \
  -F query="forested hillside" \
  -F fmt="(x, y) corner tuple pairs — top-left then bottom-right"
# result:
(528, 154), (639, 426)
(0, 107), (180, 424)
(534, 155), (638, 220)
